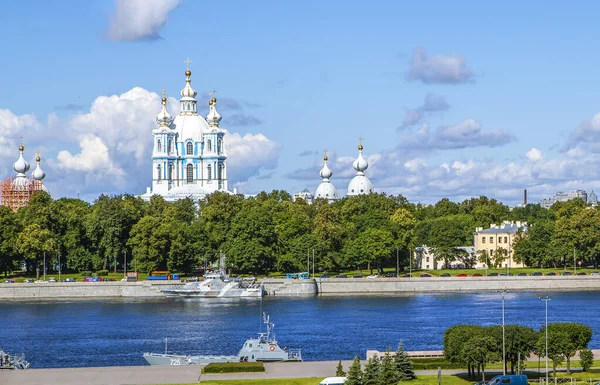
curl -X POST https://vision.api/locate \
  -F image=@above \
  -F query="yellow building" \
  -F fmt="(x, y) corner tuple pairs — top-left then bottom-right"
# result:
(473, 221), (527, 270)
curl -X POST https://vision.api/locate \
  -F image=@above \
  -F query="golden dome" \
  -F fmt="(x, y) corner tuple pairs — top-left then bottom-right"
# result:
(324, 155), (328, 161)
(210, 97), (217, 104)
(185, 69), (191, 77)
(358, 144), (364, 151)
(19, 145), (24, 152)
(36, 155), (41, 162)
(161, 96), (167, 103)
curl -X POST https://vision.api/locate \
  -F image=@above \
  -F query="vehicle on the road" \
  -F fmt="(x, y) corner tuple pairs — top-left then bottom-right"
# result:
(440, 273), (451, 277)
(561, 272), (572, 276)
(2, 279), (14, 284)
(531, 272), (542, 276)
(456, 273), (468, 277)
(487, 273), (499, 276)
(420, 273), (432, 277)
(23, 279), (34, 283)
(517, 272), (527, 277)
(48, 278), (57, 282)
(34, 280), (47, 283)
(319, 275), (330, 278)
(486, 375), (528, 385)
(334, 274), (347, 278)
(62, 278), (76, 282)
(386, 273), (397, 277)
(472, 273), (483, 277)
(577, 272), (587, 275)
(319, 377), (347, 385)
(366, 275), (378, 279)
(546, 272), (557, 276)
(352, 275), (362, 278)
(591, 272), (600, 276)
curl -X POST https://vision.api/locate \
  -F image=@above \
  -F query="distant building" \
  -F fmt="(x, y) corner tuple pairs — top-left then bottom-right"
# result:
(473, 221), (528, 269)
(539, 190), (588, 208)
(0, 143), (48, 211)
(293, 189), (313, 204)
(347, 139), (373, 196)
(589, 191), (598, 206)
(415, 245), (475, 270)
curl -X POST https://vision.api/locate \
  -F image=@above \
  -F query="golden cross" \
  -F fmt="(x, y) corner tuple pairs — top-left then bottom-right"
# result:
(210, 89), (217, 98)
(162, 89), (167, 98)
(184, 57), (192, 69)
(358, 136), (364, 145)
(324, 148), (328, 157)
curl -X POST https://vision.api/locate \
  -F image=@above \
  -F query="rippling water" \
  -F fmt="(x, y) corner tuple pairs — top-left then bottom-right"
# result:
(1, 290), (598, 368)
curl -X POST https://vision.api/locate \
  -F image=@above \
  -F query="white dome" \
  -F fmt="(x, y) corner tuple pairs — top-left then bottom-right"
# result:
(315, 181), (338, 200)
(32, 157), (46, 181)
(206, 98), (222, 126)
(347, 175), (373, 196)
(11, 175), (29, 189)
(13, 150), (30, 174)
(180, 70), (197, 98)
(353, 151), (368, 172)
(173, 114), (209, 143)
(156, 96), (173, 127)
(319, 161), (332, 179)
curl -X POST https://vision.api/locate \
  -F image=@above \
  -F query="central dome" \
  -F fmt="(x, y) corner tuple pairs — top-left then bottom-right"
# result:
(173, 114), (210, 143)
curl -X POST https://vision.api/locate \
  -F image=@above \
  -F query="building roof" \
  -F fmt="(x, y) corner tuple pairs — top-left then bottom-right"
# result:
(475, 221), (527, 235)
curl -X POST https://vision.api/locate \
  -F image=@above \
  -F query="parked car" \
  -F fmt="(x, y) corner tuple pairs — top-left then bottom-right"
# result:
(352, 274), (362, 278)
(319, 274), (330, 278)
(103, 278), (116, 281)
(472, 273), (483, 277)
(334, 274), (347, 279)
(561, 272), (572, 276)
(546, 272), (557, 276)
(420, 273), (432, 277)
(440, 273), (451, 277)
(531, 272), (543, 276)
(517, 272), (527, 277)
(590, 272), (600, 276)
(385, 273), (397, 277)
(23, 279), (34, 283)
(2, 279), (14, 283)
(456, 273), (468, 277)
(577, 272), (587, 275)
(34, 280), (47, 283)
(62, 278), (76, 282)
(401, 273), (412, 277)
(487, 273), (499, 276)
(48, 278), (57, 282)
(366, 274), (379, 279)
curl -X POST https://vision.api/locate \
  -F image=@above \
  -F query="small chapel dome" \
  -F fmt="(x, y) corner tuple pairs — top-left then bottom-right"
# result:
(32, 154), (46, 181)
(352, 145), (368, 172)
(180, 69), (197, 98)
(315, 153), (338, 202)
(13, 145), (30, 174)
(156, 91), (173, 127)
(206, 96), (222, 126)
(347, 140), (373, 196)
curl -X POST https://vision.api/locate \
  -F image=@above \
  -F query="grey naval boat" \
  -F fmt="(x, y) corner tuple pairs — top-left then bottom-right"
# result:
(143, 313), (302, 366)
(160, 256), (263, 298)
(0, 349), (30, 370)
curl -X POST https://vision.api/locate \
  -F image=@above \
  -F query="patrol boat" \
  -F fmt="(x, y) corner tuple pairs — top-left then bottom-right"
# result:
(160, 255), (263, 298)
(143, 313), (302, 365)
(0, 349), (30, 370)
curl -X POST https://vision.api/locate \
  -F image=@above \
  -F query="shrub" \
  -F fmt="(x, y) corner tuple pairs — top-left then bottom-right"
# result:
(580, 348), (594, 372)
(96, 270), (109, 276)
(79, 271), (92, 276)
(201, 362), (265, 374)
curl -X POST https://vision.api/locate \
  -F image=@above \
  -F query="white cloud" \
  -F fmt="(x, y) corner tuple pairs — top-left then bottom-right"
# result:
(406, 47), (475, 84)
(0, 109), (41, 157)
(399, 93), (450, 130)
(526, 148), (543, 161)
(226, 132), (280, 190)
(56, 135), (125, 176)
(106, 0), (181, 41)
(398, 119), (514, 150)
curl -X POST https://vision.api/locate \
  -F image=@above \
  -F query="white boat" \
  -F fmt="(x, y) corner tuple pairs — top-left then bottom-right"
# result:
(143, 313), (302, 365)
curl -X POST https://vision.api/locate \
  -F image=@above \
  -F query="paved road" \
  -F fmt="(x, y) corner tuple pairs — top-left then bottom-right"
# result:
(0, 362), (473, 385)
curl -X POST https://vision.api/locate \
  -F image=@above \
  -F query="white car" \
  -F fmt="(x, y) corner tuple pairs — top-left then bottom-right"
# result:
(34, 280), (48, 283)
(49, 278), (57, 282)
(366, 274), (379, 279)
(319, 377), (346, 385)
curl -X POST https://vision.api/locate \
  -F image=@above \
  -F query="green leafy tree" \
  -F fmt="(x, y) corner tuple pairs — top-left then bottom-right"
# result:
(394, 341), (415, 381)
(489, 325), (537, 374)
(362, 355), (380, 385)
(0, 206), (19, 277)
(345, 355), (363, 385)
(379, 350), (396, 385)
(463, 335), (499, 382)
(579, 348), (594, 372)
(335, 360), (346, 377)
(17, 223), (55, 278)
(537, 322), (591, 376)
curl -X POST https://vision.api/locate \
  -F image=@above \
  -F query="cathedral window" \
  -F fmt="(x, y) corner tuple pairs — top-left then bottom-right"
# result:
(186, 142), (193, 155)
(157, 164), (162, 180)
(207, 139), (212, 152)
(217, 139), (222, 154)
(168, 163), (173, 181)
(207, 164), (212, 180)
(186, 164), (193, 183)
(218, 164), (224, 179)
(168, 138), (173, 153)
(157, 139), (162, 152)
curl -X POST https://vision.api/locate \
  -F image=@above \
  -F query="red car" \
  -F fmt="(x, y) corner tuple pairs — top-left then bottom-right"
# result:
(456, 273), (468, 277)
(472, 273), (483, 277)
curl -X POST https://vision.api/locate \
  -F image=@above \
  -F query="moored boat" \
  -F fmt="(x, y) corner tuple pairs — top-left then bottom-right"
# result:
(0, 349), (29, 370)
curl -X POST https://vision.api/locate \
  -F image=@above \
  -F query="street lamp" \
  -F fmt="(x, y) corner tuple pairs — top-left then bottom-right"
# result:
(498, 289), (507, 376)
(540, 296), (551, 385)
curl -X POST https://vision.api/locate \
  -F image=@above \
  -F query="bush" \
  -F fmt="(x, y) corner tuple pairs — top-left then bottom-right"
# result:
(79, 271), (92, 276)
(201, 362), (265, 374)
(580, 348), (594, 371)
(96, 270), (109, 276)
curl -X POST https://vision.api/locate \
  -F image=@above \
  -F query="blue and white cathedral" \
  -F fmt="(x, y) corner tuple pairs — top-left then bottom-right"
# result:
(141, 65), (229, 202)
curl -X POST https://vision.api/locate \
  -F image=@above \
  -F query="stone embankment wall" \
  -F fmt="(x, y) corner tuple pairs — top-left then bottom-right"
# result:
(0, 281), (181, 299)
(316, 275), (600, 295)
(262, 278), (318, 296)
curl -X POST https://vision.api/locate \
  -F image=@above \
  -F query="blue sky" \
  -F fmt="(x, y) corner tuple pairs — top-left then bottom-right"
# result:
(2, 0), (600, 205)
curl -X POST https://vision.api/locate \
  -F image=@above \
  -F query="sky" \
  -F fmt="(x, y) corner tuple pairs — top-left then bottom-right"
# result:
(2, 0), (600, 205)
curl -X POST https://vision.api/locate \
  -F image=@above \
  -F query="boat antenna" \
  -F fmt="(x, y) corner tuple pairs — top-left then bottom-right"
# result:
(164, 337), (168, 355)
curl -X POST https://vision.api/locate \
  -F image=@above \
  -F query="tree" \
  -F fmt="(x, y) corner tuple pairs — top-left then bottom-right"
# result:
(17, 223), (55, 279)
(463, 335), (499, 382)
(537, 322), (592, 376)
(335, 360), (346, 377)
(345, 356), (363, 385)
(362, 355), (380, 385)
(378, 350), (396, 385)
(0, 206), (19, 277)
(394, 341), (415, 380)
(579, 348), (594, 372)
(489, 325), (537, 374)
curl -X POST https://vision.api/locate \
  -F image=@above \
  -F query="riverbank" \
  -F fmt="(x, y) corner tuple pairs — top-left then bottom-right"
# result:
(2, 276), (600, 299)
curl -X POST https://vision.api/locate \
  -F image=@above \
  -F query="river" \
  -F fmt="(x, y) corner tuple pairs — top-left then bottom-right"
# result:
(0, 290), (598, 368)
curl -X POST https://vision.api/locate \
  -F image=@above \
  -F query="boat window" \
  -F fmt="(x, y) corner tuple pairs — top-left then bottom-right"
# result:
(249, 344), (252, 347)
(252, 355), (254, 359)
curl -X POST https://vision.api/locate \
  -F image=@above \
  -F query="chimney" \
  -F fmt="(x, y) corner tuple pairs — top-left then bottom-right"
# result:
(524, 189), (528, 205)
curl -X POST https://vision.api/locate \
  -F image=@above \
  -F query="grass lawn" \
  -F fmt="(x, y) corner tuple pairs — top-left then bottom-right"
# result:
(162, 375), (475, 385)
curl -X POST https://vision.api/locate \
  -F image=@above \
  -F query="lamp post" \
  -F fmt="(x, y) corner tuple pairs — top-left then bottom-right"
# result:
(43, 251), (46, 281)
(124, 250), (127, 279)
(498, 289), (507, 375)
(58, 251), (61, 282)
(540, 296), (551, 385)
(396, 248), (399, 278)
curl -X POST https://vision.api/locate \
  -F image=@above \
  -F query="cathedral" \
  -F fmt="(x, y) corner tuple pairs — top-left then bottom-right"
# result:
(141, 64), (229, 202)
(0, 143), (47, 211)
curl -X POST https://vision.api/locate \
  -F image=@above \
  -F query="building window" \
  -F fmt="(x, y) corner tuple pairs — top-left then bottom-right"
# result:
(207, 139), (212, 152)
(218, 163), (224, 180)
(186, 142), (193, 155)
(207, 164), (212, 180)
(157, 139), (161, 152)
(217, 139), (222, 154)
(168, 138), (173, 153)
(186, 164), (193, 183)
(498, 237), (502, 244)
(426, 265), (429, 269)
(157, 164), (162, 180)
(489, 237), (493, 243)
(482, 237), (486, 244)
(426, 257), (430, 262)
(504, 236), (508, 243)
(168, 164), (173, 181)
(490, 250), (494, 256)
